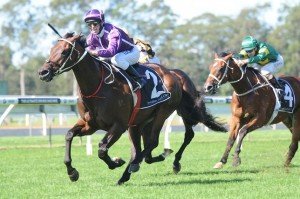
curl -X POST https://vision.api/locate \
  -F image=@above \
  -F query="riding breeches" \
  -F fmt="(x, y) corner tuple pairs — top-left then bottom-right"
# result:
(253, 54), (284, 76)
(111, 45), (140, 70)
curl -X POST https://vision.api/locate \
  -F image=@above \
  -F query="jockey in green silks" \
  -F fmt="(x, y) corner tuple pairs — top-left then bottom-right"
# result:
(236, 35), (285, 96)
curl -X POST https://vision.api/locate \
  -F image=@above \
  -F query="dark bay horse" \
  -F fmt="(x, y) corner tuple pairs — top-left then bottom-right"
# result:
(38, 33), (227, 184)
(204, 52), (300, 169)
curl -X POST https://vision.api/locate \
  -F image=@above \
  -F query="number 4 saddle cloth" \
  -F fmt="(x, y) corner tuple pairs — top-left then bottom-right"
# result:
(278, 78), (295, 113)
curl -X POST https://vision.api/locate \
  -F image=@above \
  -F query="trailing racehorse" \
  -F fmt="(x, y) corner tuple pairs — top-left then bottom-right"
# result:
(38, 32), (227, 184)
(204, 52), (300, 169)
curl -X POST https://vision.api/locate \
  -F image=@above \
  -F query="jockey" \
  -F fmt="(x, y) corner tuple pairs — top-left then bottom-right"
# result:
(134, 39), (161, 64)
(236, 35), (284, 95)
(83, 9), (146, 91)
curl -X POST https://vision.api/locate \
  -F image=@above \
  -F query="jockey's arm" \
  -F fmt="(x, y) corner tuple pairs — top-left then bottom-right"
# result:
(96, 34), (119, 57)
(248, 47), (268, 64)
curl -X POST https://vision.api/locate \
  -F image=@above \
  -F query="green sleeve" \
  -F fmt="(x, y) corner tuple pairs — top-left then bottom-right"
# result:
(248, 47), (268, 64)
(236, 50), (248, 59)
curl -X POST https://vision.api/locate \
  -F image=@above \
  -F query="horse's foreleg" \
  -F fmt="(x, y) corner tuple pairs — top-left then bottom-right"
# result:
(142, 117), (167, 164)
(232, 124), (248, 167)
(128, 127), (142, 173)
(214, 116), (240, 169)
(117, 127), (142, 185)
(232, 117), (262, 167)
(64, 122), (86, 182)
(142, 118), (167, 165)
(173, 119), (194, 174)
(98, 125), (126, 169)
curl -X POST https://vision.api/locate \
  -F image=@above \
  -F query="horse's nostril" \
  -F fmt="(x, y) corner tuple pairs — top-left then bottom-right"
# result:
(39, 69), (50, 77)
(205, 85), (213, 92)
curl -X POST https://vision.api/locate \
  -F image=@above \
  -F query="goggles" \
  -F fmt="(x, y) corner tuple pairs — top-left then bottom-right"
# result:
(87, 21), (100, 27)
(245, 48), (254, 53)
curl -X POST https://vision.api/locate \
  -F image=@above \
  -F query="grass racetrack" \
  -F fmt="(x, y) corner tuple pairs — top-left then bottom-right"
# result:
(1, 130), (300, 198)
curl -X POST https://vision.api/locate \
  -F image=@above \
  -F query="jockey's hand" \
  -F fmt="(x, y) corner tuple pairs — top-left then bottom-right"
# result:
(88, 50), (98, 56)
(236, 59), (249, 67)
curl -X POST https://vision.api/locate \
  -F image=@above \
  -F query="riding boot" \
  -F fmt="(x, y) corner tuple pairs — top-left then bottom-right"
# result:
(126, 65), (146, 91)
(267, 74), (285, 99)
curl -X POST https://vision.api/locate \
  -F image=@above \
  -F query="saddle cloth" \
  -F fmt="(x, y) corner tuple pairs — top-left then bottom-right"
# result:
(278, 79), (295, 113)
(109, 63), (171, 109)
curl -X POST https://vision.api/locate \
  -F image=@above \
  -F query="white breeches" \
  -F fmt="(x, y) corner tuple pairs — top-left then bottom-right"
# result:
(111, 45), (140, 70)
(253, 54), (284, 76)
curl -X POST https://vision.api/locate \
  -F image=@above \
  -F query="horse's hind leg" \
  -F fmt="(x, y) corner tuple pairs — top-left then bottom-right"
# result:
(172, 118), (195, 174)
(285, 113), (300, 166)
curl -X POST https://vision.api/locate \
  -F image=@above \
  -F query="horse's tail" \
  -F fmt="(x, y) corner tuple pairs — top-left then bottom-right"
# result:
(194, 91), (227, 132)
(173, 69), (227, 132)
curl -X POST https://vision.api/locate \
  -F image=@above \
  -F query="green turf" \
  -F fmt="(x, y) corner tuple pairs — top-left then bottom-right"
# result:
(0, 130), (299, 199)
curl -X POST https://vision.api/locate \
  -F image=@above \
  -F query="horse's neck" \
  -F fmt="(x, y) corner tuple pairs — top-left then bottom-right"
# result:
(230, 66), (260, 95)
(73, 58), (103, 96)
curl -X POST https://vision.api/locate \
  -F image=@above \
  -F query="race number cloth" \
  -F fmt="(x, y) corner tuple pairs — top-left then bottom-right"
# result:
(278, 79), (295, 113)
(135, 65), (171, 109)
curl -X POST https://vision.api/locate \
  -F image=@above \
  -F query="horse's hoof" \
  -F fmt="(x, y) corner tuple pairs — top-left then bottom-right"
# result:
(129, 163), (140, 173)
(112, 157), (126, 168)
(116, 180), (124, 186)
(69, 168), (79, 182)
(173, 163), (181, 174)
(284, 162), (291, 167)
(213, 162), (224, 169)
(232, 157), (241, 167)
(163, 148), (174, 157)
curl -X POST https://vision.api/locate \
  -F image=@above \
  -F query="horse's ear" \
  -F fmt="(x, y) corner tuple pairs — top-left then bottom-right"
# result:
(73, 34), (81, 40)
(225, 53), (233, 60)
(63, 32), (75, 38)
(214, 53), (218, 59)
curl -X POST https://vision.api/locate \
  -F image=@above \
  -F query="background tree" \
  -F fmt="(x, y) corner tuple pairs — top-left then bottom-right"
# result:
(0, 0), (298, 96)
(269, 4), (300, 76)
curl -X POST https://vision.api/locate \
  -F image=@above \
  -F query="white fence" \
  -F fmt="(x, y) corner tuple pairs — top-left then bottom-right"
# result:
(0, 96), (78, 135)
(0, 95), (232, 154)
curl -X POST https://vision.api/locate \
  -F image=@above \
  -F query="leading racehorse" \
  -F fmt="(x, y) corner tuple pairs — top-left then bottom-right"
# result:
(204, 52), (300, 169)
(38, 32), (227, 184)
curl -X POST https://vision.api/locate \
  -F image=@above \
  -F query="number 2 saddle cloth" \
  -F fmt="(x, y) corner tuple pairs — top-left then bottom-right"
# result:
(120, 64), (171, 109)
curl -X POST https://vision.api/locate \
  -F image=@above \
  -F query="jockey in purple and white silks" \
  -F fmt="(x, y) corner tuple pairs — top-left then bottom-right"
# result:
(84, 9), (146, 91)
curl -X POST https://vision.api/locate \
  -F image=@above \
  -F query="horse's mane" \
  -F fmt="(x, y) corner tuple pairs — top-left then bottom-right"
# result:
(218, 52), (231, 57)
(63, 32), (87, 48)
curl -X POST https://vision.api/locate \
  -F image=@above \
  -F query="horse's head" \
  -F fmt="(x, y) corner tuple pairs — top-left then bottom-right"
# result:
(38, 33), (86, 82)
(204, 52), (236, 95)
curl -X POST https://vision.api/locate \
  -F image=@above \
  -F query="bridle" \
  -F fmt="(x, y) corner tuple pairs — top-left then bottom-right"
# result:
(208, 57), (269, 96)
(45, 38), (87, 76)
(208, 57), (245, 88)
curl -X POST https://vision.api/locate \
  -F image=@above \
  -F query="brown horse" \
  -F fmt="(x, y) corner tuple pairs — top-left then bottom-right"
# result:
(38, 32), (227, 184)
(204, 52), (300, 169)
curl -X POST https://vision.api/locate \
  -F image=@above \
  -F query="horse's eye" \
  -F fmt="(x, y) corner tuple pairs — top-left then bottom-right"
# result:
(62, 50), (70, 57)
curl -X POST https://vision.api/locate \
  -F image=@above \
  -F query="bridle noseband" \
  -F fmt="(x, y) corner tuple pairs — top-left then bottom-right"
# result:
(45, 38), (87, 75)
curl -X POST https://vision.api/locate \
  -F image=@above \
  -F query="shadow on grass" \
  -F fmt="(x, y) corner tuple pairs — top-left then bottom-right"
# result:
(163, 169), (260, 176)
(141, 177), (252, 186)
